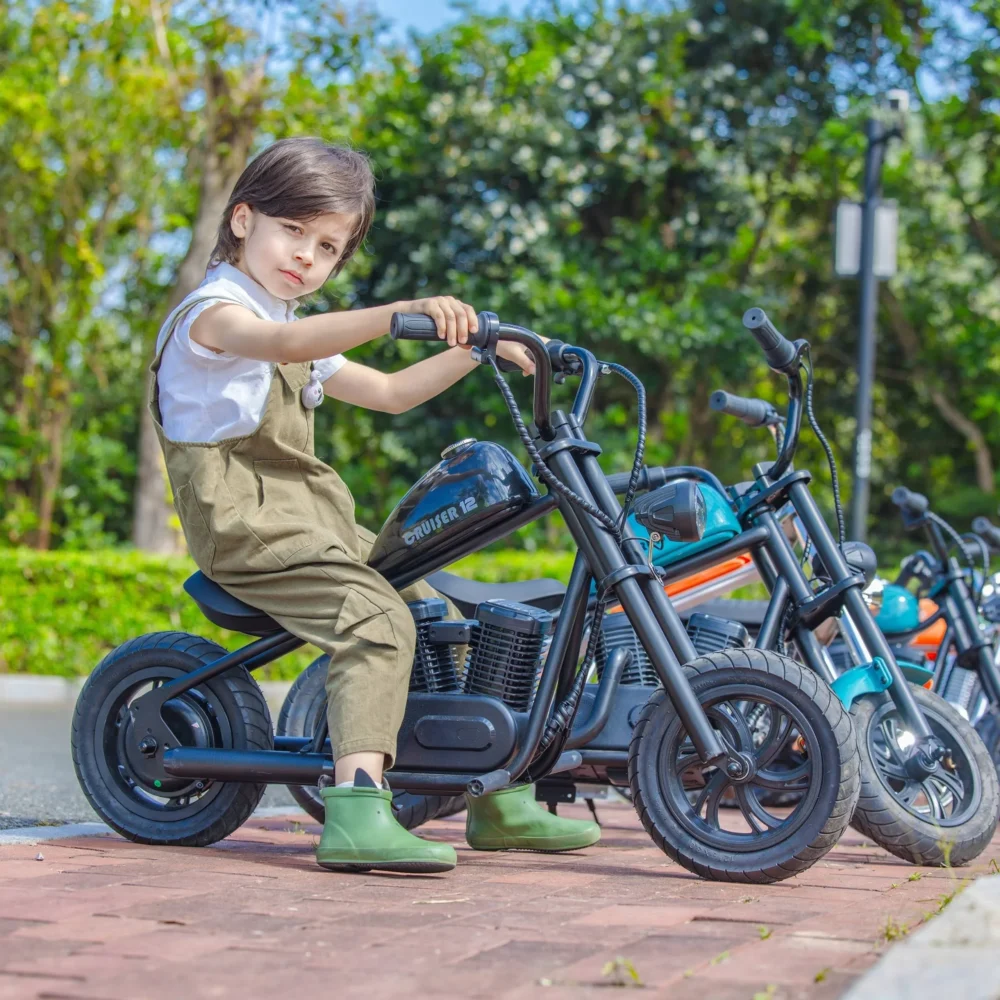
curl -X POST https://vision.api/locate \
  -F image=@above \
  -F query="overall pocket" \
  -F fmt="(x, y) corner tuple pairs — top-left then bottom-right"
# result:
(173, 482), (216, 575)
(251, 458), (320, 565)
(253, 459), (305, 513)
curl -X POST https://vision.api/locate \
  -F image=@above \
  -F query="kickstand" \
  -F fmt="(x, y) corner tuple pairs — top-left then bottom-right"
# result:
(547, 801), (558, 815)
(585, 798), (600, 826)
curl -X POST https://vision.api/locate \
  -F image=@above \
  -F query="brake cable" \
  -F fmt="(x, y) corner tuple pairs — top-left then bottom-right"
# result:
(600, 361), (647, 533)
(482, 350), (648, 754)
(935, 514), (988, 605)
(802, 347), (846, 546)
(483, 354), (622, 540)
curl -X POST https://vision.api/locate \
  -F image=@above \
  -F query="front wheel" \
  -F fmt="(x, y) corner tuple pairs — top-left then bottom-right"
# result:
(629, 648), (860, 884)
(850, 684), (1000, 866)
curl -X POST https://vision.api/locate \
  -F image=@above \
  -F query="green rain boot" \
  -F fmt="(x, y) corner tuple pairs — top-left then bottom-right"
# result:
(465, 783), (601, 852)
(316, 772), (457, 874)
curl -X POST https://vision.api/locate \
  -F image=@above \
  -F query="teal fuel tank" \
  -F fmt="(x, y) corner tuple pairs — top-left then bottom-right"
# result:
(875, 584), (921, 635)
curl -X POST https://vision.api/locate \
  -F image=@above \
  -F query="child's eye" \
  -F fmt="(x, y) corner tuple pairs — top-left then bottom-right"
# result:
(283, 223), (302, 235)
(322, 243), (337, 254)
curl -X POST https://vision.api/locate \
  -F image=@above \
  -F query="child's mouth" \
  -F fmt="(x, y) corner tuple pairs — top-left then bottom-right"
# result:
(280, 270), (304, 285)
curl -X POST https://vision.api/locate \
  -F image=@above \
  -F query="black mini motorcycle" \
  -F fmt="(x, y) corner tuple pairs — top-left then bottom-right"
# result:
(353, 310), (1000, 867)
(871, 496), (1000, 775)
(72, 310), (860, 883)
(698, 334), (1000, 867)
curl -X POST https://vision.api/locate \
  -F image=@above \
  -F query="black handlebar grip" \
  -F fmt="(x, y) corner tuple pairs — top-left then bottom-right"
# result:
(742, 307), (798, 372)
(973, 516), (1000, 550)
(709, 390), (773, 427)
(390, 312), (491, 349)
(891, 486), (929, 516)
(389, 313), (439, 340)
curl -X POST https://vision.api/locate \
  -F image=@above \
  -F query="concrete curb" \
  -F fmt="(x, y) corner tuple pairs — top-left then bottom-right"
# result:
(0, 674), (293, 706)
(0, 822), (114, 845)
(0, 675), (86, 703)
(843, 874), (1000, 1000)
(0, 806), (310, 846)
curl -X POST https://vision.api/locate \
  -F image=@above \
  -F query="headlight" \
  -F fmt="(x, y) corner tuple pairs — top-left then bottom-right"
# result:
(862, 577), (887, 615)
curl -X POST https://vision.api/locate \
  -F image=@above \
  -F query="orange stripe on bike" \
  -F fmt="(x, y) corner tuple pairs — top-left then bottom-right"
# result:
(607, 554), (755, 614)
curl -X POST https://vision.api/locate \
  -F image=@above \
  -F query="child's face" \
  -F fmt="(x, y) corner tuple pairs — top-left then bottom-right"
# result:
(230, 205), (357, 299)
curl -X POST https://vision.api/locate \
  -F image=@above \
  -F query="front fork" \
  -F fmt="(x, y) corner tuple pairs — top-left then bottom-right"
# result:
(756, 480), (947, 778)
(541, 417), (728, 766)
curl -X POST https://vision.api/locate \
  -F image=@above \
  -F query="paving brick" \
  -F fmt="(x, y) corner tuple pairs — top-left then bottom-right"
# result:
(0, 802), (994, 1000)
(570, 903), (707, 928)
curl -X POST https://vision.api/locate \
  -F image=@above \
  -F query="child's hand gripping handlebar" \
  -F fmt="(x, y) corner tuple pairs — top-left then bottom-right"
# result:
(391, 309), (556, 437)
(390, 310), (522, 372)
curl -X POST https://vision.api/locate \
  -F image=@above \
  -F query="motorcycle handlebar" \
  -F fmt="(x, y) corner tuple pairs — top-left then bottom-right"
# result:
(892, 486), (930, 517)
(973, 516), (1000, 551)
(743, 307), (799, 373)
(391, 310), (555, 436)
(709, 390), (778, 427)
(390, 312), (475, 343)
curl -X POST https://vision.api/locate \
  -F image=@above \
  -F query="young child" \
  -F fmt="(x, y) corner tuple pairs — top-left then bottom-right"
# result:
(151, 137), (599, 873)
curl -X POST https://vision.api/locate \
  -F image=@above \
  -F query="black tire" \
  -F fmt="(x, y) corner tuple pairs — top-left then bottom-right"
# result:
(277, 654), (465, 829)
(850, 684), (1000, 866)
(72, 631), (270, 847)
(628, 648), (860, 884)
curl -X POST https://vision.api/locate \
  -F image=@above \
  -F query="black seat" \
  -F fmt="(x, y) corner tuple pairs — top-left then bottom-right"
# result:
(183, 572), (282, 636)
(685, 597), (771, 627)
(426, 570), (567, 619)
(184, 567), (569, 637)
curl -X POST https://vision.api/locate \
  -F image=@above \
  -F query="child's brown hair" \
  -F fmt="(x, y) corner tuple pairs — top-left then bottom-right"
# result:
(211, 137), (376, 274)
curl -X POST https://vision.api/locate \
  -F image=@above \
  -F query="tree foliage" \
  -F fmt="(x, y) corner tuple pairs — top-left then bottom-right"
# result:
(1, 0), (997, 558)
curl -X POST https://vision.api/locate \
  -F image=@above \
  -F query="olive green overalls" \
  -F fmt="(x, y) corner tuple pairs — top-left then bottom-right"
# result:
(150, 297), (444, 766)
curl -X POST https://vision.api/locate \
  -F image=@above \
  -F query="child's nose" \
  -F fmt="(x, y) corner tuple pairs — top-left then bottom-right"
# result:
(295, 247), (313, 266)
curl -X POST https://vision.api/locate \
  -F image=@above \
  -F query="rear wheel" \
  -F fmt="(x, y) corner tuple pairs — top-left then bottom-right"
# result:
(850, 684), (1000, 866)
(629, 648), (860, 883)
(277, 655), (465, 829)
(72, 632), (270, 846)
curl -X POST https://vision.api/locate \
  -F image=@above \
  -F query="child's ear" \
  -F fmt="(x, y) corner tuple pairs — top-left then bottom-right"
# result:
(230, 203), (252, 239)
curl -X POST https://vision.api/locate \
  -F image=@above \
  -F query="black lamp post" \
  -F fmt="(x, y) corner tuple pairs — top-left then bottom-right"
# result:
(848, 94), (906, 542)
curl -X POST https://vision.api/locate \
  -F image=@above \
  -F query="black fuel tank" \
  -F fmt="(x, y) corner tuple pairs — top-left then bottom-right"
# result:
(368, 439), (538, 577)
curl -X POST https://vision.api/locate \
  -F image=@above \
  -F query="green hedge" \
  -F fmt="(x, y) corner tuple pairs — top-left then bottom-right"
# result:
(0, 547), (576, 678)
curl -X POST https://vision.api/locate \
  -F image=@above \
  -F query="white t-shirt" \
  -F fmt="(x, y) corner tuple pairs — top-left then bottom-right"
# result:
(155, 262), (346, 443)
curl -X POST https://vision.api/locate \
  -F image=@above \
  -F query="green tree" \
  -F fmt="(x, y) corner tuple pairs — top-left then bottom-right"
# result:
(0, 1), (183, 548)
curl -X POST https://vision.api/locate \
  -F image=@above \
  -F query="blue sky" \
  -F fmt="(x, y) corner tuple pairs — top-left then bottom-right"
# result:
(377, 0), (531, 38)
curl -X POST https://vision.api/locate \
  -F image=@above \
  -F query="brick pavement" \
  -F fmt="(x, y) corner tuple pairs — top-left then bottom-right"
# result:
(1, 800), (997, 1000)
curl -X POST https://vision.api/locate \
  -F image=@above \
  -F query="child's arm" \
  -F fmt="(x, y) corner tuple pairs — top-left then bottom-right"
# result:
(189, 295), (478, 362)
(323, 341), (536, 414)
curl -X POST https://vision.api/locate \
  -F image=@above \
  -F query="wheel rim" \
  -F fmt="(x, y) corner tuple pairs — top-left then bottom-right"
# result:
(94, 666), (232, 823)
(657, 682), (823, 853)
(865, 698), (981, 827)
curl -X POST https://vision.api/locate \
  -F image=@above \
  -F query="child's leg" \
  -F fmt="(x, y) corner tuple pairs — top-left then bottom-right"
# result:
(355, 526), (468, 665)
(209, 546), (418, 773)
